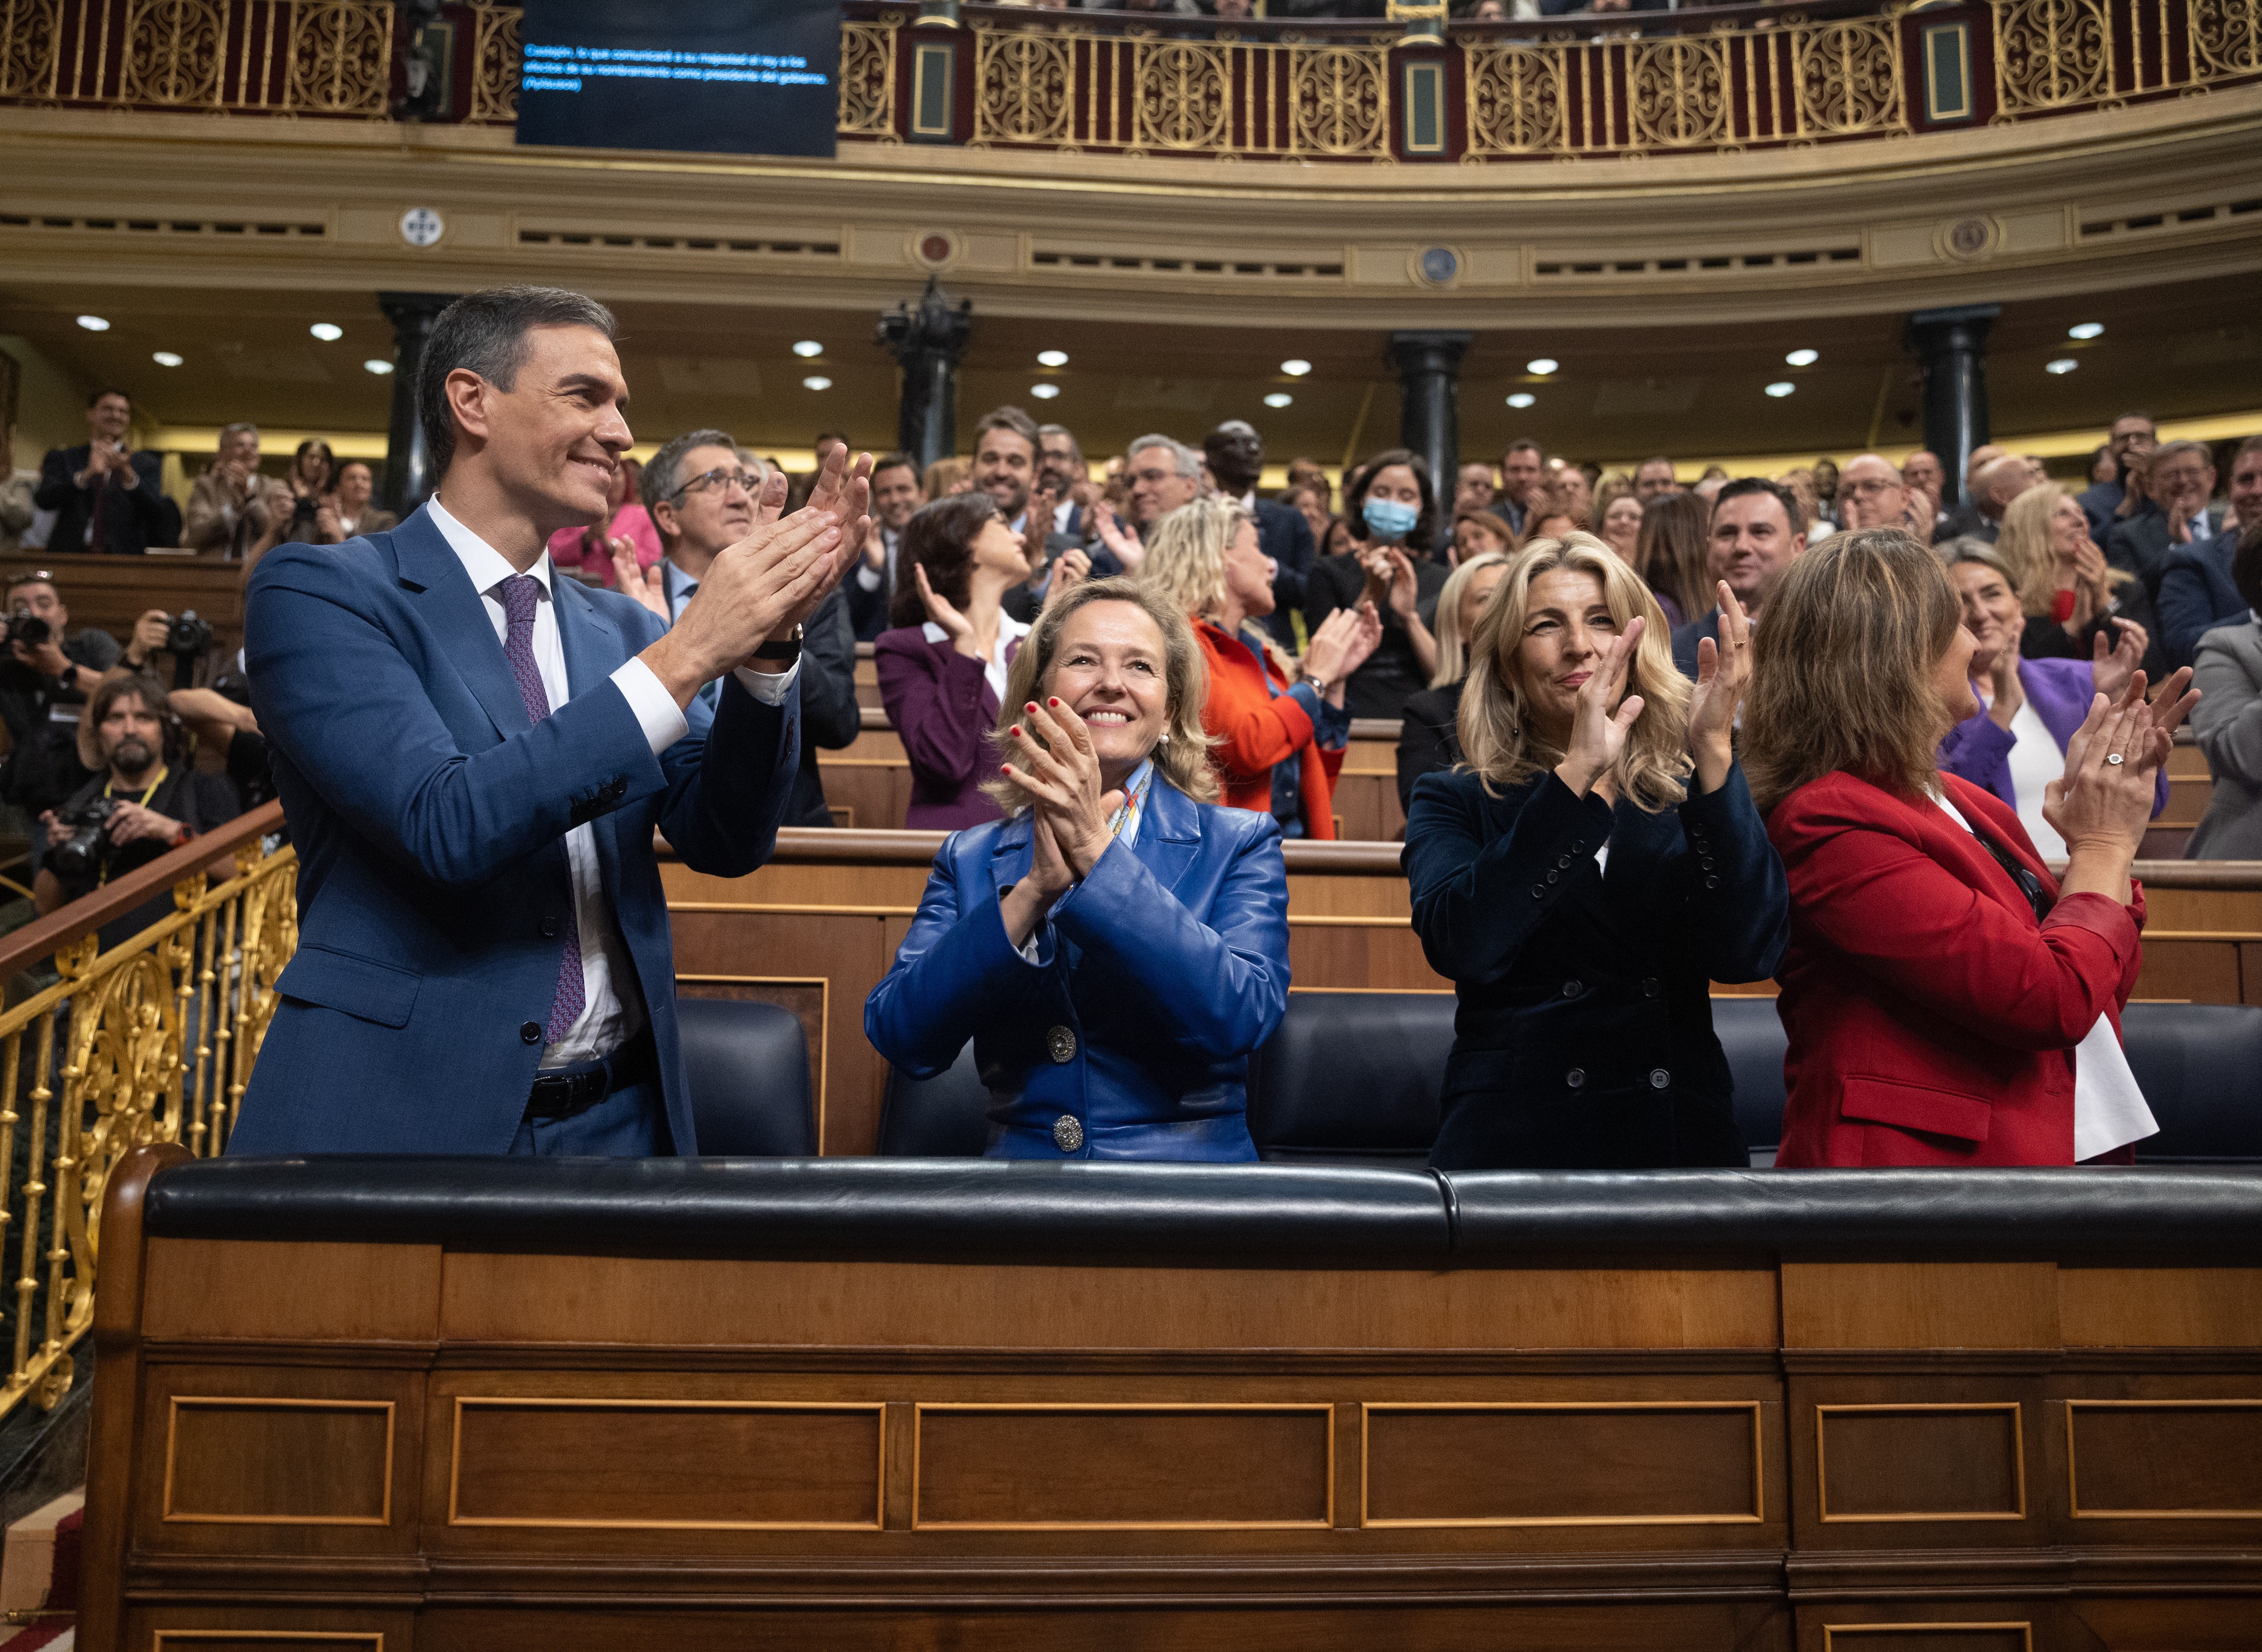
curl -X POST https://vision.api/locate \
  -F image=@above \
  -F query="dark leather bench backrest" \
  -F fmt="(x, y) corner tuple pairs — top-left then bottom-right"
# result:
(678, 997), (817, 1156)
(1247, 991), (1454, 1166)
(1713, 996), (1791, 1162)
(2122, 1001), (2262, 1163)
(878, 1044), (991, 1156)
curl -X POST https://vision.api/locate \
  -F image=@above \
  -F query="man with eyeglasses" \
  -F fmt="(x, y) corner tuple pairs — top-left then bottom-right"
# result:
(1833, 454), (1926, 537)
(2158, 435), (2262, 670)
(2108, 438), (2223, 608)
(975, 404), (1116, 623)
(2077, 412), (2158, 541)
(632, 429), (859, 829)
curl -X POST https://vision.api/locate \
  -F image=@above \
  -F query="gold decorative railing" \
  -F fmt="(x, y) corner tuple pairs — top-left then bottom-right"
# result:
(1, 0), (2258, 152)
(0, 800), (294, 1424)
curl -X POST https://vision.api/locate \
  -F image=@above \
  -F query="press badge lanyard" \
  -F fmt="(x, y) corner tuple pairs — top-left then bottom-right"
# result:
(95, 765), (168, 886)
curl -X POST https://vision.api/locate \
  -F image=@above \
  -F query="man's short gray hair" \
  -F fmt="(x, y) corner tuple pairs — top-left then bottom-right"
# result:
(1128, 434), (1199, 479)
(641, 428), (742, 516)
(419, 285), (618, 480)
(219, 421), (259, 446)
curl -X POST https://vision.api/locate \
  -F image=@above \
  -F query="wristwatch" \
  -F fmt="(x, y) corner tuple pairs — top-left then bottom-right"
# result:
(751, 625), (804, 665)
(1304, 672), (1331, 697)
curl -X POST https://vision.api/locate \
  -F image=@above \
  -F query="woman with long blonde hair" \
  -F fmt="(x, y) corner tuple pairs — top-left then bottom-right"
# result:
(867, 577), (1295, 1161)
(1996, 482), (2162, 676)
(1396, 548), (1509, 811)
(1402, 533), (1788, 1170)
(1140, 496), (1379, 840)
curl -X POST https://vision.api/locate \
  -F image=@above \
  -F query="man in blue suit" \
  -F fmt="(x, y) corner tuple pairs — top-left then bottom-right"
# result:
(1204, 420), (1316, 650)
(231, 286), (869, 1156)
(2157, 435), (2261, 668)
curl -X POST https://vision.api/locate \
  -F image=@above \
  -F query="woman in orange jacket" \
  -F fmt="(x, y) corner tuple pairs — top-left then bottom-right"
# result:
(1140, 497), (1382, 839)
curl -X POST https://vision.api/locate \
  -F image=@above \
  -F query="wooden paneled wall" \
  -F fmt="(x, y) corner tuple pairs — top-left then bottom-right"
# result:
(670, 830), (2262, 1158)
(0, 553), (246, 662)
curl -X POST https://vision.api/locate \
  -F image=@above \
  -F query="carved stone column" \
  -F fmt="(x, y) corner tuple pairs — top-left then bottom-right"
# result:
(878, 276), (973, 474)
(1905, 305), (1999, 508)
(1389, 331), (1472, 545)
(376, 291), (457, 517)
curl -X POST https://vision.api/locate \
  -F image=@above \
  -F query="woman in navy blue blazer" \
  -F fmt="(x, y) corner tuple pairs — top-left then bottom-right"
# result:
(1402, 534), (1789, 1170)
(866, 577), (1289, 1160)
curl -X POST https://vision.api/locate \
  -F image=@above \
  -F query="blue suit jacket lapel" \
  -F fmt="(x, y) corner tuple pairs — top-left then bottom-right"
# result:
(391, 505), (532, 745)
(1132, 778), (1200, 898)
(552, 574), (639, 895)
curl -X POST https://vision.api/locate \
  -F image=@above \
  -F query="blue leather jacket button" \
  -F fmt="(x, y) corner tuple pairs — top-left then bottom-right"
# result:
(1051, 1114), (1084, 1151)
(1046, 1025), (1077, 1063)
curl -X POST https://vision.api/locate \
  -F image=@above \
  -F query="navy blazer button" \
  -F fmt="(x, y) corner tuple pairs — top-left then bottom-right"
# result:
(1556, 855), (1572, 869)
(1546, 869), (1560, 884)
(1562, 980), (1581, 998)
(1566, 1068), (1586, 1089)
(1046, 1025), (1077, 1063)
(1642, 977), (1660, 997)
(1705, 875), (1721, 889)
(1530, 885), (1544, 899)
(520, 1021), (542, 1044)
(1650, 1068), (1671, 1089)
(1051, 1113), (1085, 1152)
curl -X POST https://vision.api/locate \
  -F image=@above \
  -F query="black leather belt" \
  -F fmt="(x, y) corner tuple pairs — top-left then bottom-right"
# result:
(526, 1031), (656, 1122)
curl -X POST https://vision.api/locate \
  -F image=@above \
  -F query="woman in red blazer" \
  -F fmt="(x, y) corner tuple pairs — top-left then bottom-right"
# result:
(1138, 498), (1380, 839)
(1743, 528), (2196, 1167)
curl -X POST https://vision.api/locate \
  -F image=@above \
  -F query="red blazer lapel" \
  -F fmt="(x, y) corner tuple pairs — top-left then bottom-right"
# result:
(1937, 773), (2057, 919)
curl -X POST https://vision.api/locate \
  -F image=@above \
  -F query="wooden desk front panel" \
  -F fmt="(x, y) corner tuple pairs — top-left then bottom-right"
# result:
(2, 553), (246, 660)
(109, 1237), (2262, 1646)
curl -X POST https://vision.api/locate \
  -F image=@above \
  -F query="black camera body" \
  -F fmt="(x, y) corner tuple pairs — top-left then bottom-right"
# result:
(166, 609), (214, 657)
(4, 609), (51, 649)
(50, 794), (117, 881)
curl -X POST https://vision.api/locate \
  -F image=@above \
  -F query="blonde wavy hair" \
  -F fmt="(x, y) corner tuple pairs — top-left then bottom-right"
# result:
(1429, 548), (1511, 688)
(979, 577), (1219, 815)
(1742, 528), (1961, 816)
(1456, 534), (1693, 813)
(1999, 480), (2133, 617)
(1138, 494), (1299, 679)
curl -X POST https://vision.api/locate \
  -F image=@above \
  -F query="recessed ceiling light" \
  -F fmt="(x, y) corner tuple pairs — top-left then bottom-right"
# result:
(1784, 348), (1819, 367)
(363, 358), (395, 375)
(1264, 393), (1292, 409)
(802, 375), (832, 391)
(2046, 358), (2079, 375)
(792, 340), (824, 358)
(2068, 322), (2104, 340)
(1280, 359), (1312, 377)
(76, 314), (110, 332)
(1765, 381), (1796, 398)
(1505, 392), (1536, 409)
(309, 323), (343, 342)
(151, 351), (183, 367)
(1037, 350), (1068, 368)
(1525, 357), (1558, 375)
(1030, 383), (1061, 400)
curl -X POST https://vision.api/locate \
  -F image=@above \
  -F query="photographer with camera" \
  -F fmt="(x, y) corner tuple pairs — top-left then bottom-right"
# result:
(0, 573), (172, 867)
(33, 673), (246, 938)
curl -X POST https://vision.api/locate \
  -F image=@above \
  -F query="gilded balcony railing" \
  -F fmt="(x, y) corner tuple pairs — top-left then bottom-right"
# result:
(0, 800), (294, 1425)
(2, 0), (2258, 152)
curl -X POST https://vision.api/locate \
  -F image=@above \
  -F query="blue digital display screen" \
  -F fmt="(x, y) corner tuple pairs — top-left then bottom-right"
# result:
(516, 0), (840, 160)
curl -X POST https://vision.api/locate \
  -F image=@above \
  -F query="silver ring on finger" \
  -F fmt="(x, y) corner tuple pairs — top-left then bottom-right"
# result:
(2105, 753), (2125, 766)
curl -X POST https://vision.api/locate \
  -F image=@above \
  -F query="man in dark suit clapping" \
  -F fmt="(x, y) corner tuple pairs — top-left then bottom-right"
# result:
(34, 387), (169, 555)
(1205, 419), (1316, 649)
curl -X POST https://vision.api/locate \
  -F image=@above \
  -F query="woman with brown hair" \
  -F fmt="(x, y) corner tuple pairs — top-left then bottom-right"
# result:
(1745, 528), (2196, 1167)
(1402, 534), (1786, 1170)
(1631, 491), (1712, 628)
(866, 578), (1291, 1161)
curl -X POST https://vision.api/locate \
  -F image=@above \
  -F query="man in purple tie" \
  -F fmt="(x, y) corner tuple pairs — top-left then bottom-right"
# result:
(231, 286), (870, 1155)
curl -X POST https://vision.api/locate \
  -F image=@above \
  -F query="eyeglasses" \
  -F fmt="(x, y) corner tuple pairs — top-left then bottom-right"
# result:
(667, 466), (762, 502)
(1839, 478), (1900, 496)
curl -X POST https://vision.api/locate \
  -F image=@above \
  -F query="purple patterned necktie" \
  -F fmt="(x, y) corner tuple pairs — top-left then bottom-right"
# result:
(499, 575), (586, 1043)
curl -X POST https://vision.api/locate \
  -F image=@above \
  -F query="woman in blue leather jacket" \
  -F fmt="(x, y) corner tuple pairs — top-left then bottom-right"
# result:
(865, 577), (1290, 1159)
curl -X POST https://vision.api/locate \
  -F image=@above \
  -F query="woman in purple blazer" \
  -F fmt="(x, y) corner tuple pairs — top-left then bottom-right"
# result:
(875, 492), (1044, 829)
(1941, 544), (2167, 857)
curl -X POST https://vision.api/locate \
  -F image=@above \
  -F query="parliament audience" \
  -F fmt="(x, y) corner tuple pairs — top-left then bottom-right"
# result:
(972, 406), (1096, 622)
(185, 422), (270, 556)
(1037, 424), (1091, 541)
(851, 451), (925, 642)
(1493, 439), (1546, 537)
(2158, 435), (2262, 668)
(1671, 478), (1805, 679)
(40, 388), (168, 555)
(1938, 543), (2163, 861)
(1550, 464), (1595, 529)
(2108, 439), (2223, 605)
(866, 578), (1290, 1161)
(1634, 456), (1679, 501)
(1284, 482), (1331, 553)
(1834, 454), (1928, 538)
(1403, 535), (1785, 1170)
(922, 455), (972, 500)
(1454, 462), (1498, 519)
(1632, 492), (1711, 629)
(547, 453), (659, 586)
(1104, 432), (1203, 568)
(876, 492), (1040, 829)
(1746, 528), (2194, 1168)
(1287, 457), (1332, 516)
(316, 460), (398, 542)
(1995, 483), (2162, 679)
(1902, 449), (1948, 530)
(1204, 419), (1316, 648)
(1934, 450), (2023, 544)
(1308, 449), (1448, 718)
(1141, 497), (1377, 840)
(1452, 509), (1514, 564)
(1396, 547), (1508, 810)
(2076, 412), (2157, 541)
(2186, 525), (2262, 858)
(0, 427), (33, 557)
(1597, 493), (1643, 564)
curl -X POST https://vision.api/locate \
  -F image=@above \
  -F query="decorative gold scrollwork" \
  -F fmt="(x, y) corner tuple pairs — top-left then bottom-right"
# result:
(1792, 18), (1906, 136)
(0, 0), (62, 101)
(838, 17), (902, 137)
(470, 1), (521, 125)
(1466, 43), (1566, 154)
(1994, 0), (2111, 113)
(977, 25), (1074, 146)
(1136, 39), (1230, 151)
(2189, 0), (2262, 81)
(284, 0), (392, 115)
(121, 0), (221, 107)
(1291, 43), (1386, 155)
(1626, 36), (1729, 149)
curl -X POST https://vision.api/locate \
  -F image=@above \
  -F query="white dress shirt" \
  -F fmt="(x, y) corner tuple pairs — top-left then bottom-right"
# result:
(853, 526), (901, 597)
(428, 499), (794, 1069)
